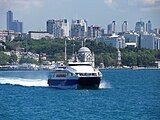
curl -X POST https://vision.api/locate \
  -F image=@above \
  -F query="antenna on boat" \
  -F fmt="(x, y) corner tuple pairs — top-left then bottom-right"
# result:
(72, 41), (75, 55)
(65, 39), (67, 61)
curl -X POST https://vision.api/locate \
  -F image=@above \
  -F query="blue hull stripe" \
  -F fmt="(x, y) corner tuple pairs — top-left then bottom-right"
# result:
(48, 79), (78, 86)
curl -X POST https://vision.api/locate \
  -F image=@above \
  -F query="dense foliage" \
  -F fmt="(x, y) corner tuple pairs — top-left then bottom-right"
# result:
(1, 38), (160, 67)
(0, 51), (17, 65)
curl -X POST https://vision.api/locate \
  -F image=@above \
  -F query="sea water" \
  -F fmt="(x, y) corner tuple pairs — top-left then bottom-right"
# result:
(0, 69), (160, 120)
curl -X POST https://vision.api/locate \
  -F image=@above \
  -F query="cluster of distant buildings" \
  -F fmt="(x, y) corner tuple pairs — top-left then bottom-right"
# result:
(0, 11), (160, 51)
(30, 19), (160, 50)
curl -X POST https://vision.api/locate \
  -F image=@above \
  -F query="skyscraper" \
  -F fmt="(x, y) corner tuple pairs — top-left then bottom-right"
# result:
(87, 25), (102, 39)
(122, 21), (128, 33)
(47, 19), (69, 38)
(7, 11), (13, 30)
(107, 21), (116, 34)
(12, 20), (23, 33)
(135, 21), (145, 33)
(112, 21), (116, 33)
(107, 24), (112, 34)
(146, 20), (152, 33)
(6, 11), (23, 33)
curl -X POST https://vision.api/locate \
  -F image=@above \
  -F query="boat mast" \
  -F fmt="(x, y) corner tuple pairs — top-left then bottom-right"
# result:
(65, 39), (67, 61)
(72, 41), (75, 55)
(81, 40), (84, 47)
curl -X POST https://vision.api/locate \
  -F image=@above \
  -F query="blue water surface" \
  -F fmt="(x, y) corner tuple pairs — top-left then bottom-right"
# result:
(0, 69), (160, 120)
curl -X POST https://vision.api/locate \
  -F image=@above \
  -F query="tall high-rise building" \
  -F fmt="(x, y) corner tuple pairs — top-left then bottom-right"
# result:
(107, 24), (112, 34)
(6, 11), (23, 33)
(122, 21), (128, 33)
(112, 21), (116, 33)
(7, 11), (13, 30)
(12, 20), (23, 33)
(107, 21), (116, 34)
(70, 19), (87, 38)
(135, 21), (145, 33)
(47, 19), (69, 38)
(146, 20), (152, 33)
(87, 25), (102, 39)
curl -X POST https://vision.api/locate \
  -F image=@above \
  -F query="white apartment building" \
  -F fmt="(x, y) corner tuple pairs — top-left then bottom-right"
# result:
(70, 19), (88, 38)
(47, 19), (69, 38)
(0, 30), (21, 41)
(28, 31), (52, 40)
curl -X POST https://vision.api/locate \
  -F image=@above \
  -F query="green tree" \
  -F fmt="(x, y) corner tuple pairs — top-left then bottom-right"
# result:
(122, 51), (137, 66)
(9, 54), (17, 64)
(0, 52), (9, 65)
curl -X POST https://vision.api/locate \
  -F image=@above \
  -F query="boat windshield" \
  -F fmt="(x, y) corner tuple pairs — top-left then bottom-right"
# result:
(55, 73), (66, 77)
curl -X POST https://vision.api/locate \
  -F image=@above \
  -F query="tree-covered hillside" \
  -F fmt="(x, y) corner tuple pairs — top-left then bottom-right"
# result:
(1, 38), (160, 67)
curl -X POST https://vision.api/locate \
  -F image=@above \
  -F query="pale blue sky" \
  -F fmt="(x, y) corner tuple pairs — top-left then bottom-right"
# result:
(0, 0), (160, 33)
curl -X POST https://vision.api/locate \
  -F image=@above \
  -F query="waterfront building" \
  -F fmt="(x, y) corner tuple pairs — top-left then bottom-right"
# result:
(46, 19), (69, 38)
(70, 19), (87, 38)
(135, 21), (145, 33)
(107, 21), (116, 34)
(122, 21), (128, 33)
(87, 25), (102, 40)
(6, 11), (23, 33)
(28, 31), (52, 40)
(146, 20), (152, 33)
(97, 34), (125, 49)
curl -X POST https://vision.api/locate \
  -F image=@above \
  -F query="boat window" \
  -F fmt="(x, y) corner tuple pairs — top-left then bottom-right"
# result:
(67, 73), (74, 77)
(55, 73), (66, 77)
(92, 73), (97, 76)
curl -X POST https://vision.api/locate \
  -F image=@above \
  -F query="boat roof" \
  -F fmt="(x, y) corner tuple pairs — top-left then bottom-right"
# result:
(68, 61), (92, 65)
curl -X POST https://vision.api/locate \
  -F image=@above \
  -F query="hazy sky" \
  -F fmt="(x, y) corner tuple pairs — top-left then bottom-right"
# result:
(0, 0), (160, 33)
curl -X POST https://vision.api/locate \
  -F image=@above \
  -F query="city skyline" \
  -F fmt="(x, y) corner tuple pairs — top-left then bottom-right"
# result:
(0, 0), (160, 32)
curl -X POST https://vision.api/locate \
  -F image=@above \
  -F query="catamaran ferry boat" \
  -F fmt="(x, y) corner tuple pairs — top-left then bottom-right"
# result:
(48, 47), (102, 89)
